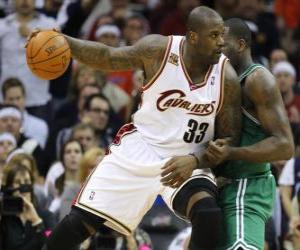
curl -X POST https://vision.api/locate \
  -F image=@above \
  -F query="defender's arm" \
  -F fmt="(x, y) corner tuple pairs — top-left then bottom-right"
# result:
(229, 69), (294, 162)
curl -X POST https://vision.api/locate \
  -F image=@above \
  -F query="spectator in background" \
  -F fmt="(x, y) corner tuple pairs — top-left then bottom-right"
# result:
(56, 122), (98, 160)
(2, 78), (49, 149)
(71, 123), (99, 152)
(54, 82), (102, 133)
(0, 0), (58, 123)
(60, 146), (105, 220)
(289, 187), (300, 249)
(47, 140), (83, 221)
(87, 14), (114, 41)
(77, 147), (105, 184)
(122, 14), (150, 46)
(273, 61), (300, 124)
(269, 48), (288, 71)
(235, 0), (279, 60)
(213, 0), (239, 19)
(81, 93), (116, 148)
(274, 0), (300, 56)
(0, 105), (46, 175)
(275, 0), (300, 31)
(95, 23), (121, 47)
(0, 132), (16, 181)
(0, 163), (55, 250)
(160, 0), (201, 35)
(273, 61), (300, 156)
(94, 24), (134, 101)
(7, 152), (47, 209)
(279, 158), (300, 220)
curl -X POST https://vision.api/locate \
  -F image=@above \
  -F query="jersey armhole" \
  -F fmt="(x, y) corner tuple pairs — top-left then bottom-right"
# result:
(141, 36), (173, 91)
(216, 58), (228, 114)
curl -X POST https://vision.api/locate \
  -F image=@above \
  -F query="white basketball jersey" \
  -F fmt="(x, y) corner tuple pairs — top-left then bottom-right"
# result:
(133, 36), (228, 158)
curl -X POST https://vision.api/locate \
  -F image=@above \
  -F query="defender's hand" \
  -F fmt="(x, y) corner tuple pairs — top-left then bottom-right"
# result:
(161, 155), (198, 188)
(205, 139), (231, 165)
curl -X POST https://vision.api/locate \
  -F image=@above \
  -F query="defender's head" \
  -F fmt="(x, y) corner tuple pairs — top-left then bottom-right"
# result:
(186, 6), (225, 64)
(223, 18), (252, 66)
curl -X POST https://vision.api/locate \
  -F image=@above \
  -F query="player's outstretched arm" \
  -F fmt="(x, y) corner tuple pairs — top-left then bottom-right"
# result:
(228, 69), (294, 162)
(65, 34), (167, 73)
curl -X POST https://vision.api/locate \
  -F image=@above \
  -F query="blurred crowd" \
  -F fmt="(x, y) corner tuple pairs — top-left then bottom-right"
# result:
(0, 0), (299, 249)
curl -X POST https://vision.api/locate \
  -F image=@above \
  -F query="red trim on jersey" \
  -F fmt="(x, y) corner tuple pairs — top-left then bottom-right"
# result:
(179, 38), (213, 90)
(111, 123), (137, 146)
(216, 58), (228, 114)
(141, 36), (173, 91)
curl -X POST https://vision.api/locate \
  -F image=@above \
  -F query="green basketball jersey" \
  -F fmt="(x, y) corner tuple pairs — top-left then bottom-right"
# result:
(216, 64), (270, 178)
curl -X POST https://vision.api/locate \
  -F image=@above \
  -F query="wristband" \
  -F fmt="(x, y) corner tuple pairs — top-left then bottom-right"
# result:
(189, 153), (200, 166)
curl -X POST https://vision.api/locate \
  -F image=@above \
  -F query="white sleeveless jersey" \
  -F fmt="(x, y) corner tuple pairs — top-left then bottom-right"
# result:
(133, 35), (228, 158)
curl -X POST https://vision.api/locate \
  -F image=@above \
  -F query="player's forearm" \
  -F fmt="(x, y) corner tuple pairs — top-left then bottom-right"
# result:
(65, 36), (111, 70)
(229, 136), (294, 162)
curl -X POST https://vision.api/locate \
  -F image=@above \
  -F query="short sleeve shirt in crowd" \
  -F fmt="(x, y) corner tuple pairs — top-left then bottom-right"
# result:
(0, 13), (58, 107)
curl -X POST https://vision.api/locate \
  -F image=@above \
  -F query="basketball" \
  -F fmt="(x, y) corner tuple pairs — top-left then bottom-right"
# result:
(26, 30), (71, 80)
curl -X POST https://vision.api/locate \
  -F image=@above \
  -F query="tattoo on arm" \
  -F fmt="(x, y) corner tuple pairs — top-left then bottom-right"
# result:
(230, 69), (294, 162)
(215, 62), (242, 146)
(197, 62), (242, 169)
(65, 34), (166, 73)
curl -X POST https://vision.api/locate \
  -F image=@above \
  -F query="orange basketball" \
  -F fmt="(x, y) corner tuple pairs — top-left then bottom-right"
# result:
(26, 30), (71, 80)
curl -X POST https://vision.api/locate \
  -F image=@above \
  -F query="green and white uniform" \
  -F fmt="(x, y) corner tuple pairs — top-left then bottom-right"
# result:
(216, 64), (276, 250)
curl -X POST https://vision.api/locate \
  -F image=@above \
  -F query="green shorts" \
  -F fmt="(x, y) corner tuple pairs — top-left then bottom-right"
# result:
(217, 173), (276, 250)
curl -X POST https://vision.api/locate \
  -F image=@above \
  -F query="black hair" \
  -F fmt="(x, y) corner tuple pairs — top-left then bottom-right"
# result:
(2, 78), (26, 98)
(83, 93), (111, 112)
(225, 18), (252, 47)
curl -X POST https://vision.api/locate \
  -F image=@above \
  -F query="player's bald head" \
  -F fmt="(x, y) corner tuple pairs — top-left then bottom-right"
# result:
(187, 6), (223, 32)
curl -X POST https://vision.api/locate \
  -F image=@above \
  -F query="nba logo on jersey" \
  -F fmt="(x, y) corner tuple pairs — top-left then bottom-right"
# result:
(89, 191), (96, 200)
(168, 53), (179, 66)
(210, 76), (215, 85)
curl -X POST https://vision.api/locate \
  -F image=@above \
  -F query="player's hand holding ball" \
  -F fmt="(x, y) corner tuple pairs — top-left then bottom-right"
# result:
(25, 29), (71, 80)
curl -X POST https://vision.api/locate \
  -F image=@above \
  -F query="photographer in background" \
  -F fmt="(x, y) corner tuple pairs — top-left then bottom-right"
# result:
(0, 163), (55, 250)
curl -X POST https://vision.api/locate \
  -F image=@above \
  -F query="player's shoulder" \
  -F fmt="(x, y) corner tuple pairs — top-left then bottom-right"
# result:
(135, 34), (169, 50)
(246, 66), (276, 91)
(245, 66), (277, 100)
(223, 60), (239, 87)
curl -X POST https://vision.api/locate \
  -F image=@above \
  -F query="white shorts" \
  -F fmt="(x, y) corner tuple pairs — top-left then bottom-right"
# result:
(74, 125), (215, 236)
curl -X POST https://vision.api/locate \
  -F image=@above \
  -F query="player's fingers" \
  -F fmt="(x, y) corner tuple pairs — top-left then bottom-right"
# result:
(170, 177), (185, 188)
(161, 158), (176, 170)
(208, 141), (222, 151)
(214, 139), (228, 146)
(52, 27), (61, 33)
(163, 175), (181, 187)
(207, 146), (221, 157)
(205, 151), (218, 162)
(161, 163), (176, 176)
(25, 29), (40, 48)
(161, 171), (178, 183)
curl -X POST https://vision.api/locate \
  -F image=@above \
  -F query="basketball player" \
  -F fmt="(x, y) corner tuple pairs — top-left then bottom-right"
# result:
(34, 7), (242, 250)
(161, 18), (294, 250)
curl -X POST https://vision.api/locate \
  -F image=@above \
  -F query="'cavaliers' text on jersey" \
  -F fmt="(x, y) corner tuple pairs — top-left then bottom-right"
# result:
(133, 36), (228, 158)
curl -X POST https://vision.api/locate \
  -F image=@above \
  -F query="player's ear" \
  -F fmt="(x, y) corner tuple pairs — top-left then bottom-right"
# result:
(238, 39), (247, 52)
(188, 31), (198, 45)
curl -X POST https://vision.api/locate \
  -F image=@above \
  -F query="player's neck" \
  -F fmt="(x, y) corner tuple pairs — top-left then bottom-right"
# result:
(236, 55), (253, 76)
(183, 44), (211, 76)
